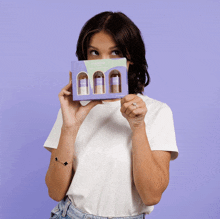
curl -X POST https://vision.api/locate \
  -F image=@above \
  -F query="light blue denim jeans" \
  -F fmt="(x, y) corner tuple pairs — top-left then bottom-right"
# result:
(50, 196), (146, 219)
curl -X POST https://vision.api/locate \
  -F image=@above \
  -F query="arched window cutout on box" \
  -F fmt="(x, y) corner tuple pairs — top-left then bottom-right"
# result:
(93, 71), (105, 94)
(77, 72), (89, 95)
(109, 70), (121, 93)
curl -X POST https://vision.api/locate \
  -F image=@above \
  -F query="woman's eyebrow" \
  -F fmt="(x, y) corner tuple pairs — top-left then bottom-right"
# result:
(109, 46), (120, 50)
(88, 45), (120, 50)
(88, 45), (98, 49)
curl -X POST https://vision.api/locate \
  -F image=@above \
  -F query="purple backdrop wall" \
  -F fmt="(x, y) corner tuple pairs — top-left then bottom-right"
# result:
(0, 0), (220, 218)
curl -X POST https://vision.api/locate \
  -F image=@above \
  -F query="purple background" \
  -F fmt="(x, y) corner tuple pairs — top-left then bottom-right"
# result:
(0, 0), (220, 218)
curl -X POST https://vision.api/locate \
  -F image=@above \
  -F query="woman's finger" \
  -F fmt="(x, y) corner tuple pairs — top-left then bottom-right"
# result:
(63, 90), (71, 96)
(58, 88), (71, 97)
(69, 71), (72, 83)
(62, 81), (72, 91)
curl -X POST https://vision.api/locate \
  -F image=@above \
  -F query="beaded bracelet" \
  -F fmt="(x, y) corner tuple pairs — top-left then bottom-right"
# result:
(55, 157), (72, 166)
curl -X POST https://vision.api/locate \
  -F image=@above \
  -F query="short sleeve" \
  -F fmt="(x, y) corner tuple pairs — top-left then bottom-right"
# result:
(43, 108), (63, 151)
(147, 104), (178, 160)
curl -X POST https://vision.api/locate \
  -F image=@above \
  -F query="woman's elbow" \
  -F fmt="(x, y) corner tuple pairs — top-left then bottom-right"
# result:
(45, 177), (65, 202)
(48, 189), (65, 202)
(143, 195), (162, 206)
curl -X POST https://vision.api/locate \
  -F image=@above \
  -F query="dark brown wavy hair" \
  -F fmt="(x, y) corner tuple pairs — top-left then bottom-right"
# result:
(76, 11), (150, 94)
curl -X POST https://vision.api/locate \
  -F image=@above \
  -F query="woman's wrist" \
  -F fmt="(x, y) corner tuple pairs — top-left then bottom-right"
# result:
(131, 121), (146, 133)
(62, 123), (80, 132)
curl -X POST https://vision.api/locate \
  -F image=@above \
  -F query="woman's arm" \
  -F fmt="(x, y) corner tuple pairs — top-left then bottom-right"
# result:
(120, 94), (172, 206)
(132, 124), (171, 206)
(45, 125), (79, 202)
(45, 72), (102, 201)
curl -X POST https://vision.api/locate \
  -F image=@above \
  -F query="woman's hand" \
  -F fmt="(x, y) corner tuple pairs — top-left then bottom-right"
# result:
(120, 94), (147, 132)
(58, 71), (103, 129)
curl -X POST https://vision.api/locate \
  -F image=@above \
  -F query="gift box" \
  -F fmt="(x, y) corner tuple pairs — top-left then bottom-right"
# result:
(71, 58), (128, 101)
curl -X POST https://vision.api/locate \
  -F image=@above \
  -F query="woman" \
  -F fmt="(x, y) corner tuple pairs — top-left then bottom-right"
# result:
(44, 11), (178, 219)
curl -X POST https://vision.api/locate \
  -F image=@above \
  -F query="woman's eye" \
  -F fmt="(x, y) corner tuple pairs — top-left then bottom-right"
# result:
(111, 50), (121, 56)
(90, 50), (99, 56)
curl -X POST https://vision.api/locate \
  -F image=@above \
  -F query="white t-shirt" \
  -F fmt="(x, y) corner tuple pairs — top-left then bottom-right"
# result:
(44, 94), (178, 217)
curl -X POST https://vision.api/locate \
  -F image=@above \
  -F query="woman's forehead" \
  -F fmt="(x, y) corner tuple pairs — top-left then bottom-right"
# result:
(88, 31), (117, 48)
